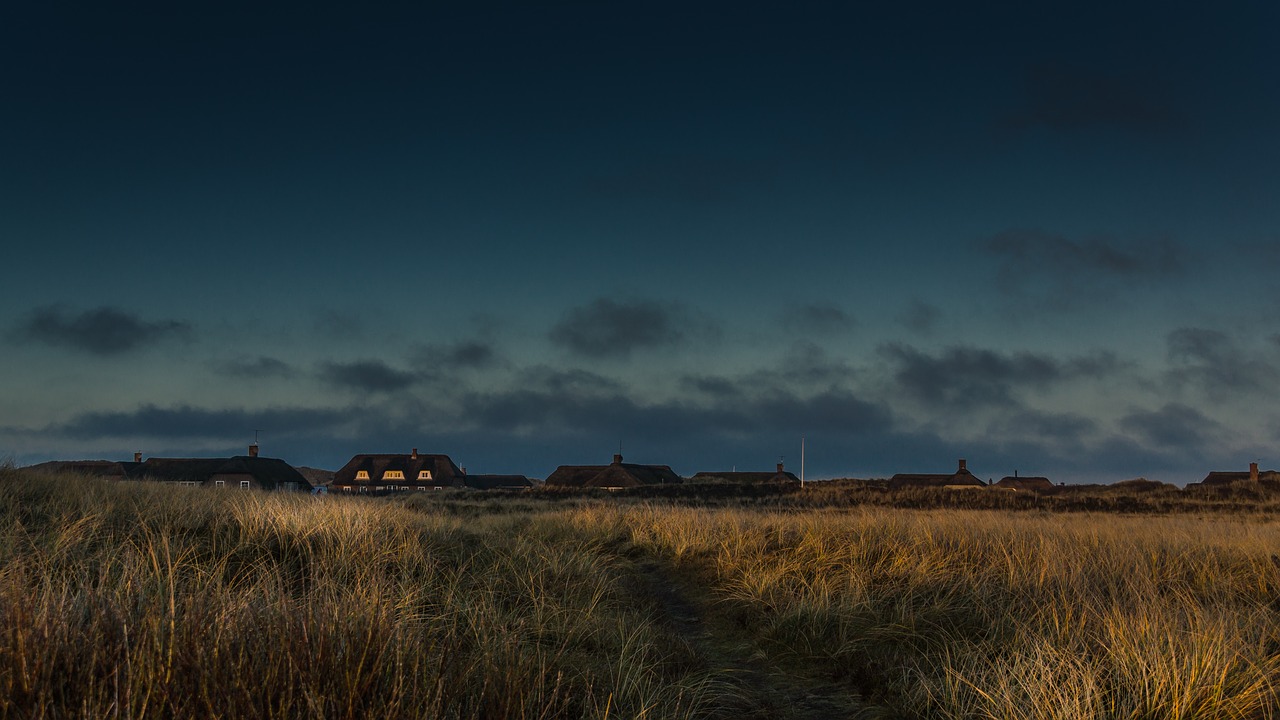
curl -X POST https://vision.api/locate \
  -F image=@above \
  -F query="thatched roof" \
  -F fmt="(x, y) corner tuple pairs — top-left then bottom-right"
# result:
(25, 460), (140, 477)
(130, 456), (312, 491)
(993, 476), (1054, 491)
(1200, 470), (1280, 485)
(888, 460), (985, 490)
(545, 455), (682, 488)
(332, 452), (464, 487)
(688, 470), (800, 485)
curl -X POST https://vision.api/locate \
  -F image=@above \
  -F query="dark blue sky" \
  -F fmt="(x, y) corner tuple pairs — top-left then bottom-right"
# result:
(3, 1), (1278, 483)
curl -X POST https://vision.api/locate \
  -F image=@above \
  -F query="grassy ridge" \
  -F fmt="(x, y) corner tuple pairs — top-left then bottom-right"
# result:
(3, 466), (1279, 718)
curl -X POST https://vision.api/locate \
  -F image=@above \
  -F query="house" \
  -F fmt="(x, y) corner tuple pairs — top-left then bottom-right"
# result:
(545, 454), (682, 490)
(331, 449), (466, 493)
(992, 473), (1054, 491)
(128, 445), (312, 492)
(888, 458), (986, 490)
(1198, 462), (1280, 486)
(688, 462), (800, 485)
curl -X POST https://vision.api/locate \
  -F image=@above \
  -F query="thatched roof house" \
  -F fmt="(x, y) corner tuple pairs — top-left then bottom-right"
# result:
(331, 449), (465, 493)
(688, 462), (800, 485)
(993, 474), (1054, 491)
(545, 454), (682, 489)
(888, 459), (986, 490)
(129, 447), (312, 492)
(1198, 463), (1280, 486)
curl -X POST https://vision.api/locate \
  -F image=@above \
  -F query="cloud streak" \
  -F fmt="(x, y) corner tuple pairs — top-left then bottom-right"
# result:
(12, 305), (191, 356)
(550, 298), (707, 359)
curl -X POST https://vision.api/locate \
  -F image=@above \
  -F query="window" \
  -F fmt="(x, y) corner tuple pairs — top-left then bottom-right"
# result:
(384, 470), (404, 480)
(358, 486), (367, 494)
(434, 486), (442, 491)
(417, 486), (426, 491)
(418, 470), (433, 480)
(355, 470), (369, 480)
(215, 480), (225, 488)
(343, 486), (352, 493)
(239, 480), (250, 490)
(180, 481), (197, 487)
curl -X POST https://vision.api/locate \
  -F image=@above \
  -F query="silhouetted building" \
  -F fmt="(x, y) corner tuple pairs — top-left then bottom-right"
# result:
(545, 454), (682, 489)
(888, 458), (986, 490)
(331, 449), (465, 493)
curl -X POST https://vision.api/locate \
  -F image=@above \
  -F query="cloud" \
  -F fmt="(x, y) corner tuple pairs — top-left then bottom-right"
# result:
(412, 340), (502, 371)
(550, 298), (706, 359)
(1118, 403), (1221, 453)
(12, 305), (191, 356)
(1005, 63), (1185, 134)
(896, 299), (941, 334)
(215, 355), (296, 379)
(880, 343), (1121, 410)
(318, 360), (417, 392)
(781, 303), (855, 334)
(49, 404), (351, 440)
(1164, 327), (1280, 400)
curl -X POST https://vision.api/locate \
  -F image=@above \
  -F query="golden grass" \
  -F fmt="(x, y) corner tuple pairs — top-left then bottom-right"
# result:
(4, 466), (1278, 718)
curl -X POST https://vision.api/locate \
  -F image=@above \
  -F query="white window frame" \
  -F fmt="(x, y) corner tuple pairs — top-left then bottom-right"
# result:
(239, 480), (250, 490)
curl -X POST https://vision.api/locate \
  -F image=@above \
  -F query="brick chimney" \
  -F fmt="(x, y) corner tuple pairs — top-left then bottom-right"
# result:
(1250, 462), (1259, 482)
(133, 452), (142, 463)
(248, 443), (259, 458)
(411, 448), (418, 460)
(777, 461), (785, 473)
(958, 458), (967, 472)
(613, 453), (623, 465)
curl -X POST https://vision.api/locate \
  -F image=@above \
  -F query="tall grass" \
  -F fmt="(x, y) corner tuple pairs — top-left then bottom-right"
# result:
(0, 468), (728, 719)
(619, 506), (1280, 718)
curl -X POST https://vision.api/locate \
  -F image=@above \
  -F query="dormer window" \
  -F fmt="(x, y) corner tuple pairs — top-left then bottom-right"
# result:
(418, 470), (433, 480)
(355, 470), (369, 480)
(384, 470), (404, 480)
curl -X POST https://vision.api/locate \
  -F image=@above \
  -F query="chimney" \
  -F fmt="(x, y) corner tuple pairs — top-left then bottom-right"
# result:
(613, 453), (623, 465)
(133, 452), (142, 463)
(1250, 462), (1259, 482)
(248, 443), (259, 458)
(777, 461), (785, 473)
(411, 448), (418, 460)
(958, 458), (967, 472)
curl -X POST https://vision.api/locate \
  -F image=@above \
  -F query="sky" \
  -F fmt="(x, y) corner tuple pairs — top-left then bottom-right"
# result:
(2, 1), (1278, 484)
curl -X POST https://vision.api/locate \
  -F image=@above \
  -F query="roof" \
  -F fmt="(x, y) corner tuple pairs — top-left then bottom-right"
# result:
(332, 453), (464, 486)
(888, 468), (985, 490)
(545, 455), (682, 488)
(993, 476), (1054, 491)
(1200, 470), (1280, 485)
(25, 460), (141, 477)
(688, 471), (801, 484)
(130, 456), (313, 491)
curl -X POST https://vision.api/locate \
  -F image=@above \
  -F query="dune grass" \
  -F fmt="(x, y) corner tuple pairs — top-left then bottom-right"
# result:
(0, 467), (728, 719)
(618, 506), (1280, 718)
(3, 466), (1279, 718)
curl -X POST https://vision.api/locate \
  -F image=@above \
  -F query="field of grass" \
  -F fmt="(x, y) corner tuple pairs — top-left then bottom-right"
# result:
(2, 465), (1279, 718)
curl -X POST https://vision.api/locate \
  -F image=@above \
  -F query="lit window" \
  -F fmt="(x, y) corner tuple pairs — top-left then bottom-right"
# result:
(355, 470), (369, 480)
(418, 470), (433, 480)
(384, 470), (404, 480)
